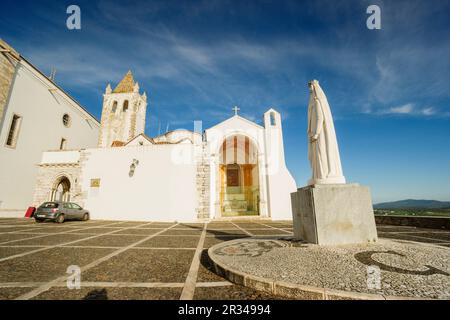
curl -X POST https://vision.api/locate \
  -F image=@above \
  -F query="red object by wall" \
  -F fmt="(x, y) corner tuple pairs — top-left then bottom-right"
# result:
(25, 207), (36, 218)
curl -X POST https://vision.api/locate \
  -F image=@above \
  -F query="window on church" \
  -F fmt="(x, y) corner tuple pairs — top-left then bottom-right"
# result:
(123, 100), (129, 112)
(270, 112), (276, 126)
(111, 101), (118, 113)
(5, 114), (22, 148)
(60, 138), (67, 150)
(62, 114), (71, 127)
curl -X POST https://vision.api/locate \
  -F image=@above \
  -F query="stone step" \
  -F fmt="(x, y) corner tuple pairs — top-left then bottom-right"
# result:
(221, 211), (259, 217)
(223, 199), (248, 211)
(224, 194), (246, 201)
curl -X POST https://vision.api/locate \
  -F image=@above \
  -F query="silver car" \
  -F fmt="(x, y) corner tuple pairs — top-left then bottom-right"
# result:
(34, 201), (90, 223)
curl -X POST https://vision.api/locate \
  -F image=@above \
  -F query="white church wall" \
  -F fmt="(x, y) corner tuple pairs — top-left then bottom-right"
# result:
(0, 58), (99, 216)
(266, 169), (297, 220)
(81, 144), (198, 222)
(205, 116), (266, 155)
(40, 150), (80, 164)
(264, 109), (297, 220)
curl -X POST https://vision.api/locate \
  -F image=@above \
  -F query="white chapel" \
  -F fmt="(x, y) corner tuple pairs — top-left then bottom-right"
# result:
(32, 72), (297, 221)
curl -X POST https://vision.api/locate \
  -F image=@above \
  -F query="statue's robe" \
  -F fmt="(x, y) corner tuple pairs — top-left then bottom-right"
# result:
(307, 84), (345, 185)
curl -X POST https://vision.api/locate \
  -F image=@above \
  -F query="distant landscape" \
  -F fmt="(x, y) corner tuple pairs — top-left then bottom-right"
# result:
(374, 199), (450, 217)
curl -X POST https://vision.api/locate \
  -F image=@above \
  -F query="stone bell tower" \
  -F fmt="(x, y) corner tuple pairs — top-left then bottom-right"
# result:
(98, 71), (147, 147)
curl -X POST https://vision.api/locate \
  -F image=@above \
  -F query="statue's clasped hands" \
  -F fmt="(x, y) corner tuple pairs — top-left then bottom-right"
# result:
(309, 134), (319, 143)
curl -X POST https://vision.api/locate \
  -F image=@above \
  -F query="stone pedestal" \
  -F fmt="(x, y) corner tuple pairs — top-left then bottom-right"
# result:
(291, 184), (378, 245)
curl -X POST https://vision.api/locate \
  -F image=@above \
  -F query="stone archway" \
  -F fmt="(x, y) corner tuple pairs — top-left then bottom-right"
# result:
(218, 135), (260, 217)
(50, 176), (71, 202)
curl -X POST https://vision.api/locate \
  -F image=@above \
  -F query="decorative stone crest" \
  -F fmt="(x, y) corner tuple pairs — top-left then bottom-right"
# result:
(213, 239), (291, 258)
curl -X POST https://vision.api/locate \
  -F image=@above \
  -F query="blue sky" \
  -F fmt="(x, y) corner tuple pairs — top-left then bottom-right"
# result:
(1, 0), (450, 203)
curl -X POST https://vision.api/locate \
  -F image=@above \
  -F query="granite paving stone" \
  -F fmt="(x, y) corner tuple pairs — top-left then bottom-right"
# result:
(197, 250), (226, 282)
(203, 236), (249, 249)
(0, 288), (36, 300)
(10, 234), (94, 246)
(33, 287), (182, 300)
(113, 228), (165, 235)
(0, 247), (41, 259)
(82, 249), (194, 283)
(0, 247), (115, 282)
(136, 236), (200, 248)
(206, 229), (248, 236)
(69, 227), (123, 234)
(161, 229), (204, 236)
(0, 227), (33, 233)
(0, 234), (41, 243)
(66, 235), (147, 247)
(193, 285), (280, 300)
(106, 222), (148, 228)
(18, 227), (83, 234)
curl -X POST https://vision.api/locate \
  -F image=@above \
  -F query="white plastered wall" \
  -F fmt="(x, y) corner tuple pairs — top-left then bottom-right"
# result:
(264, 109), (297, 220)
(0, 60), (99, 216)
(80, 144), (198, 222)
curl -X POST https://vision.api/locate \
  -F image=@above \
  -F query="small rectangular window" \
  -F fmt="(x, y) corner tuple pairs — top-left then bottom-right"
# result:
(40, 202), (59, 209)
(270, 113), (276, 126)
(60, 138), (67, 150)
(6, 114), (22, 148)
(111, 101), (118, 113)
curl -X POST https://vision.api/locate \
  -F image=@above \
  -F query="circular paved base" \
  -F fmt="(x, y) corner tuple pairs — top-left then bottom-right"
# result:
(208, 238), (450, 300)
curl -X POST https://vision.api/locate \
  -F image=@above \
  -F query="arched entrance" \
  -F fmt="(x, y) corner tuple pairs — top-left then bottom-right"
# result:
(218, 135), (260, 216)
(50, 176), (71, 202)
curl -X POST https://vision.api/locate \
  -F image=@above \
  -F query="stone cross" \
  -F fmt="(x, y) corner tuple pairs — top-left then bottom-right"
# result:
(233, 106), (240, 116)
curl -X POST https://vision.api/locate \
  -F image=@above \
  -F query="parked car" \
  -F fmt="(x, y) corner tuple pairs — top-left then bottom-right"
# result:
(34, 201), (90, 223)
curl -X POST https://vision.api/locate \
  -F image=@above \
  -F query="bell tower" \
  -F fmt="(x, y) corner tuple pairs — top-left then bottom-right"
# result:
(98, 71), (147, 147)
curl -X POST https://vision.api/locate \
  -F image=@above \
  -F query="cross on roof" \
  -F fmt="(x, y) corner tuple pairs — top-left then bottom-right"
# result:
(233, 106), (240, 116)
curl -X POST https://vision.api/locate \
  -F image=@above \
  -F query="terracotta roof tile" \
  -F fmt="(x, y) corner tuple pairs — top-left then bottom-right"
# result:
(113, 70), (135, 93)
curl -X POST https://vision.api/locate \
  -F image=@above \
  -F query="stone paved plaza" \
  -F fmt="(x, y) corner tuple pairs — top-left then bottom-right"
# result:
(0, 218), (449, 300)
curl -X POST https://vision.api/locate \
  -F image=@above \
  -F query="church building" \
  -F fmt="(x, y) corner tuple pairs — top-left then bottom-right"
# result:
(0, 39), (99, 217)
(32, 72), (297, 221)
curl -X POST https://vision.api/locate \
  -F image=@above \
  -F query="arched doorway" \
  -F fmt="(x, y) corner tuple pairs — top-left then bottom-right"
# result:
(219, 135), (260, 216)
(50, 176), (71, 202)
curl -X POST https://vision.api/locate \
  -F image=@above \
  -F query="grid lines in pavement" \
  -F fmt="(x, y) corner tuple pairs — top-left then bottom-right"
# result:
(0, 218), (448, 300)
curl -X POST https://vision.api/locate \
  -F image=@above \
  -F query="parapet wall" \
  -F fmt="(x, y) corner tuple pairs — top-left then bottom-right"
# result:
(375, 215), (450, 230)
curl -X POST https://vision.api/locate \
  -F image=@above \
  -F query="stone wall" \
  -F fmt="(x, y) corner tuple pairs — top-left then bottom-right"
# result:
(196, 142), (210, 219)
(98, 91), (147, 148)
(32, 162), (83, 207)
(375, 215), (450, 230)
(0, 39), (19, 126)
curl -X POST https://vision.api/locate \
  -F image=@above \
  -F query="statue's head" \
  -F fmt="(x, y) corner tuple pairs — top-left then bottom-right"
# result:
(308, 80), (319, 93)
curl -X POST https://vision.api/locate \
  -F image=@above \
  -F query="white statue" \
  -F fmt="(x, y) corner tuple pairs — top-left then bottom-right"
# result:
(307, 80), (346, 185)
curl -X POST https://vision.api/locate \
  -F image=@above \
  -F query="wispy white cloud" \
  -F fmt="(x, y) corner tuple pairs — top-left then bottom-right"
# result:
(385, 104), (415, 115)
(421, 107), (436, 116)
(373, 103), (446, 117)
